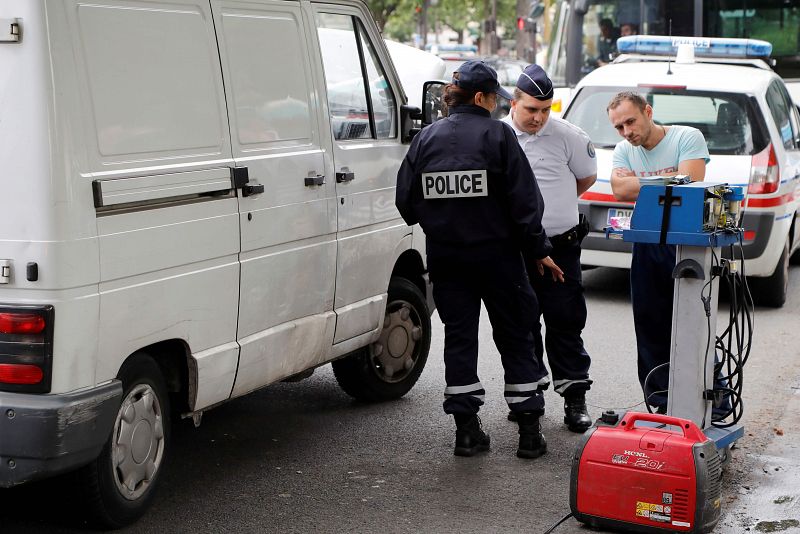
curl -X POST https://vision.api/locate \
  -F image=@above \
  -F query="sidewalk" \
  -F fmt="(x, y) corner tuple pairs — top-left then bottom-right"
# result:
(718, 383), (800, 532)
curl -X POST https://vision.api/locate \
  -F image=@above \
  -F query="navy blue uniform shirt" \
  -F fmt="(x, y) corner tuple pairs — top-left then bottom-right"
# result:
(396, 104), (552, 259)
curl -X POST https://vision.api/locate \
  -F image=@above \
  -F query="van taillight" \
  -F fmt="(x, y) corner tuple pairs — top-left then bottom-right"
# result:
(749, 144), (780, 194)
(0, 305), (54, 393)
(0, 313), (46, 334)
(0, 364), (44, 384)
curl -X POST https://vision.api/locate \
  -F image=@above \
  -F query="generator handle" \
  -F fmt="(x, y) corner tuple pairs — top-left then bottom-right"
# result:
(620, 412), (706, 442)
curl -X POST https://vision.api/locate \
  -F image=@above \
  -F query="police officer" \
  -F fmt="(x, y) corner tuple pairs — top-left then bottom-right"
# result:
(396, 61), (564, 459)
(503, 65), (597, 432)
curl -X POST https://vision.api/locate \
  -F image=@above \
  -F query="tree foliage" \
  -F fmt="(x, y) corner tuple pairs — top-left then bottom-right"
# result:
(379, 0), (418, 40)
(369, 0), (519, 44)
(367, 0), (403, 30)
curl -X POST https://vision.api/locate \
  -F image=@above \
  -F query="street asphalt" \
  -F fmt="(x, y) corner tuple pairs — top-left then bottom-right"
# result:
(1, 265), (798, 533)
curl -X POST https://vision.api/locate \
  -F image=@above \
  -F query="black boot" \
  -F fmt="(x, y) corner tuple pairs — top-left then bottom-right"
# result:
(453, 414), (490, 457)
(564, 392), (592, 433)
(517, 411), (547, 459)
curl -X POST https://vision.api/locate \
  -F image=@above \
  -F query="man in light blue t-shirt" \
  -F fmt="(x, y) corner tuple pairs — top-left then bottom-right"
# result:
(607, 91), (709, 412)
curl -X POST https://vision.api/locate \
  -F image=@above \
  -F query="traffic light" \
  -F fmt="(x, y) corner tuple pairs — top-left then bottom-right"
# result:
(516, 16), (535, 33)
(529, 0), (545, 19)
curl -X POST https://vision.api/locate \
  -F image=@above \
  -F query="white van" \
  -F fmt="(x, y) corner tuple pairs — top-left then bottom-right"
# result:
(0, 0), (432, 527)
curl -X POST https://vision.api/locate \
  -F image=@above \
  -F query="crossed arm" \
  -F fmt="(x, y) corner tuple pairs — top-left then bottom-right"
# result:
(610, 159), (707, 201)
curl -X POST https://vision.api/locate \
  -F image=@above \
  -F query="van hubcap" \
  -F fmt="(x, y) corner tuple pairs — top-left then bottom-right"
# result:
(370, 300), (422, 383)
(112, 383), (165, 500)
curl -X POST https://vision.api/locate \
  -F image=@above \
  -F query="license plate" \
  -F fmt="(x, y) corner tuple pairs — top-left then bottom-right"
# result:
(607, 208), (633, 225)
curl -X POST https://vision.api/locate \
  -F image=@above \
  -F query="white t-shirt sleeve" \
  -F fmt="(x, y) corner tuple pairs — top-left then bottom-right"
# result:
(567, 129), (598, 179)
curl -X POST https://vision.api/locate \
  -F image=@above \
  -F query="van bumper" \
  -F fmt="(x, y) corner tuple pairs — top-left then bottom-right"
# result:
(0, 380), (123, 487)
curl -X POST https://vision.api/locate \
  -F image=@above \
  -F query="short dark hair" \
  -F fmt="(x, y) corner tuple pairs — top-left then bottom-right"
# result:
(444, 82), (478, 108)
(607, 91), (648, 113)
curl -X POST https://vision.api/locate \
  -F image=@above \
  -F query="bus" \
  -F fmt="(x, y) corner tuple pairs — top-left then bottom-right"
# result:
(543, 0), (800, 87)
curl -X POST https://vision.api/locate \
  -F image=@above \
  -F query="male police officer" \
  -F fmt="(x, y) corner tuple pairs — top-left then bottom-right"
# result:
(396, 61), (563, 459)
(503, 64), (597, 432)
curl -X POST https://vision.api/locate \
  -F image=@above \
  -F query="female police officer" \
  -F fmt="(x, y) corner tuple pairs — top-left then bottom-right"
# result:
(396, 61), (563, 459)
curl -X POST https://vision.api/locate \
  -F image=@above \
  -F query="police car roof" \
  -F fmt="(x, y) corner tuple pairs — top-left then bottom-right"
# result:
(576, 59), (778, 96)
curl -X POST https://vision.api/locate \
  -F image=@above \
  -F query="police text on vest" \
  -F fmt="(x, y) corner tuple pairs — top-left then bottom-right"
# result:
(422, 170), (488, 199)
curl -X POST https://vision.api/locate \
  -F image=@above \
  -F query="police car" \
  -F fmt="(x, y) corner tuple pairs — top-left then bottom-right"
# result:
(564, 36), (800, 307)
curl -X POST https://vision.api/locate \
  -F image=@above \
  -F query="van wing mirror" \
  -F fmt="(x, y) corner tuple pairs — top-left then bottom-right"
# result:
(422, 80), (448, 126)
(401, 104), (423, 143)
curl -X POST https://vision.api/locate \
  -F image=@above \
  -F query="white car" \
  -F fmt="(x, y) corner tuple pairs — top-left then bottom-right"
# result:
(564, 36), (800, 307)
(384, 39), (446, 109)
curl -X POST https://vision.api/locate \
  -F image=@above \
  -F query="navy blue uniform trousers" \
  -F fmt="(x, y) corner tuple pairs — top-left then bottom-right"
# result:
(428, 245), (549, 416)
(630, 242), (675, 409)
(526, 241), (592, 397)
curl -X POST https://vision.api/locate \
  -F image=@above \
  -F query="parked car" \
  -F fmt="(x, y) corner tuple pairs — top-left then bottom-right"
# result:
(0, 0), (432, 527)
(565, 36), (800, 307)
(385, 39), (447, 109)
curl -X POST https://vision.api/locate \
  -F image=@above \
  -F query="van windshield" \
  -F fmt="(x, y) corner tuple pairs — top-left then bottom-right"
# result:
(564, 86), (769, 156)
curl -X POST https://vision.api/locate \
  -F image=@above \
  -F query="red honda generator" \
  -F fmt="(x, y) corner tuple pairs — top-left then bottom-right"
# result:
(570, 411), (722, 533)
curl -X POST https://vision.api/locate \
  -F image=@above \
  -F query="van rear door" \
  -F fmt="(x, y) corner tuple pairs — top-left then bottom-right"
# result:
(212, 0), (339, 397)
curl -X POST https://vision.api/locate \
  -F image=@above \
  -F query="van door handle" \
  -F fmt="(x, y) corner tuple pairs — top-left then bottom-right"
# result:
(242, 183), (264, 197)
(304, 174), (325, 187)
(336, 171), (355, 183)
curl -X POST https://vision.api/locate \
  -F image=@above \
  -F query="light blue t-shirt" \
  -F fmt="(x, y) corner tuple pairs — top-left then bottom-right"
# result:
(612, 126), (710, 177)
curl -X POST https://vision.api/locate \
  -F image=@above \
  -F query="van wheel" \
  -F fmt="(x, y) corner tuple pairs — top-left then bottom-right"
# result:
(77, 353), (170, 528)
(332, 277), (431, 402)
(749, 236), (789, 308)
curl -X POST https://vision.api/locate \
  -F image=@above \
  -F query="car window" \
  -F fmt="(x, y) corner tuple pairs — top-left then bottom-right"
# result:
(564, 86), (768, 156)
(317, 14), (396, 141)
(766, 80), (799, 150)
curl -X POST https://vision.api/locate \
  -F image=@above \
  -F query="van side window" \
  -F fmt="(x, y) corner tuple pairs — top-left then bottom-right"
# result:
(317, 14), (396, 140)
(766, 80), (797, 150)
(220, 7), (314, 146)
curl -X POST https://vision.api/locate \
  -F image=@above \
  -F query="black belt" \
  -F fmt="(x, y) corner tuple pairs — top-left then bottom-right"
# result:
(549, 214), (590, 249)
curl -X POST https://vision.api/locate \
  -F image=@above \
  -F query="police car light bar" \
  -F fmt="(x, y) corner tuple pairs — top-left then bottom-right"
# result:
(617, 35), (773, 59)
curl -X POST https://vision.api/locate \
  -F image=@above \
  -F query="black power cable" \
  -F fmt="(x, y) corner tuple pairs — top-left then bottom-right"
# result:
(705, 230), (753, 427)
(542, 512), (574, 534)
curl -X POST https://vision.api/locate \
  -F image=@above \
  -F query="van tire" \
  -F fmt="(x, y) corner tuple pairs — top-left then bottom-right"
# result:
(76, 353), (171, 528)
(750, 236), (789, 308)
(332, 277), (431, 402)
